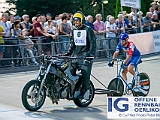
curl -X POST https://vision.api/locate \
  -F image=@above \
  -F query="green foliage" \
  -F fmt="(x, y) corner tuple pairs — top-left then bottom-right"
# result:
(115, 0), (154, 18)
(6, 0), (101, 20)
(6, 0), (154, 21)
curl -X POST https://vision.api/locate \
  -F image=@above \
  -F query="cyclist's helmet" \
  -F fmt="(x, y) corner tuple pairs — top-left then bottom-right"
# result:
(119, 33), (129, 42)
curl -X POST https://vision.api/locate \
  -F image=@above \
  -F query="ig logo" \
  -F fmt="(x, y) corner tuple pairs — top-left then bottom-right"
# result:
(108, 98), (128, 112)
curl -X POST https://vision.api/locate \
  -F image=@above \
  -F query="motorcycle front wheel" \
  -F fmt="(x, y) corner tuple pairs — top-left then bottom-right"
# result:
(21, 80), (46, 111)
(73, 81), (95, 107)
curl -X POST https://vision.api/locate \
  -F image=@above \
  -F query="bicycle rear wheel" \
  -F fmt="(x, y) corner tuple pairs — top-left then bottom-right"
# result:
(108, 78), (124, 96)
(132, 72), (150, 96)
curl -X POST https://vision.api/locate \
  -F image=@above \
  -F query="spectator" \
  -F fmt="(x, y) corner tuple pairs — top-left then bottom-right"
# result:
(150, 2), (157, 14)
(0, 13), (11, 38)
(106, 16), (117, 38)
(59, 14), (72, 53)
(151, 14), (160, 30)
(40, 14), (46, 30)
(128, 14), (136, 28)
(130, 8), (137, 21)
(56, 14), (63, 29)
(115, 14), (127, 35)
(21, 29), (39, 65)
(93, 14), (106, 57)
(155, 5), (160, 14)
(11, 21), (23, 67)
(34, 14), (48, 55)
(0, 25), (6, 64)
(122, 11), (129, 27)
(137, 11), (144, 33)
(143, 12), (153, 32)
(7, 15), (14, 29)
(32, 17), (37, 24)
(104, 15), (112, 27)
(14, 15), (21, 22)
(44, 13), (52, 27)
(93, 14), (105, 34)
(85, 15), (96, 33)
(53, 15), (59, 26)
(21, 14), (31, 29)
(21, 14), (33, 35)
(44, 21), (59, 55)
(149, 7), (154, 15)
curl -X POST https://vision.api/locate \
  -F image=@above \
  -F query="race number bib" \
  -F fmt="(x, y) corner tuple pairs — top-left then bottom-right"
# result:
(73, 30), (86, 46)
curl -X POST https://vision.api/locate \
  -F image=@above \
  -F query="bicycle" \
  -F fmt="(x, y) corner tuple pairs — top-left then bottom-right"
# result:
(107, 58), (150, 97)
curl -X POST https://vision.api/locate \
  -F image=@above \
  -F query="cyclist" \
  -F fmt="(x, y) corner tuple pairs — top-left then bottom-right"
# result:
(108, 33), (141, 91)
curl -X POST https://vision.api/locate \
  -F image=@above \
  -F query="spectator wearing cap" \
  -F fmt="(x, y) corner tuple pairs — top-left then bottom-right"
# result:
(44, 13), (52, 27)
(34, 14), (48, 55)
(14, 15), (21, 22)
(0, 13), (12, 38)
(59, 14), (72, 53)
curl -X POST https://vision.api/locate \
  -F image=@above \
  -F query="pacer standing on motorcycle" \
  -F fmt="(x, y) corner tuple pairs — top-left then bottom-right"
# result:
(64, 11), (96, 99)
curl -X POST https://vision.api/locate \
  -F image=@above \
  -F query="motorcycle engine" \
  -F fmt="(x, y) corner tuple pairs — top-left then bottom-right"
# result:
(54, 79), (70, 99)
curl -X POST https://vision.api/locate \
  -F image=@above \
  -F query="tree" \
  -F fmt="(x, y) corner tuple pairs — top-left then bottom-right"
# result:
(6, 0), (101, 20)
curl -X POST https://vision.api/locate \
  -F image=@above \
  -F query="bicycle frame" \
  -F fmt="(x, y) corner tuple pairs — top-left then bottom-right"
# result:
(115, 59), (140, 91)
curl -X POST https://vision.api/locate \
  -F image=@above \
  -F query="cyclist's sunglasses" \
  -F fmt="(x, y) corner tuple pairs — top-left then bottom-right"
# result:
(120, 39), (126, 42)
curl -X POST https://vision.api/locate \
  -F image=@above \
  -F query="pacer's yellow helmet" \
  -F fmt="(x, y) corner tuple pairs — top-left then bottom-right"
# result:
(73, 11), (85, 25)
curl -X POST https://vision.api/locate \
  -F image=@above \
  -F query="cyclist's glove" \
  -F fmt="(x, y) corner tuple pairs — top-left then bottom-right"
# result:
(121, 64), (127, 69)
(108, 61), (114, 67)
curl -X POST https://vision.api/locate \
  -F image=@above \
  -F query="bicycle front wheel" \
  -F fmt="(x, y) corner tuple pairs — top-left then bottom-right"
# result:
(108, 78), (124, 96)
(132, 73), (150, 96)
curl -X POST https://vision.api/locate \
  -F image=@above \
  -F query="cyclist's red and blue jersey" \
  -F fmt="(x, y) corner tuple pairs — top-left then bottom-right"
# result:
(116, 41), (141, 66)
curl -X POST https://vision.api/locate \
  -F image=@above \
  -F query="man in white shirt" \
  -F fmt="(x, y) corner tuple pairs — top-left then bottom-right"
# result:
(106, 17), (117, 38)
(0, 13), (12, 38)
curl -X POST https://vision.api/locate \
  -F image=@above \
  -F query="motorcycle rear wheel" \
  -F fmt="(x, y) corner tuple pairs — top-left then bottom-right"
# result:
(73, 81), (95, 107)
(21, 80), (46, 111)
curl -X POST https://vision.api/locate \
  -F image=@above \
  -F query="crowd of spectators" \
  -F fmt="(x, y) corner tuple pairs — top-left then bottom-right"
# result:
(0, 1), (160, 67)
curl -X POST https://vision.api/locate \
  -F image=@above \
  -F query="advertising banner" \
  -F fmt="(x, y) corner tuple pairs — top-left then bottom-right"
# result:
(152, 30), (160, 53)
(121, 0), (141, 9)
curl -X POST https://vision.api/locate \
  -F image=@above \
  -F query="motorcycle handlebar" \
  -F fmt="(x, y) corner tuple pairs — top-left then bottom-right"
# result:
(43, 55), (94, 60)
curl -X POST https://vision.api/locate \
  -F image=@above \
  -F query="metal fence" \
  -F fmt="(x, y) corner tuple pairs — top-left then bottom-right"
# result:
(0, 36), (121, 68)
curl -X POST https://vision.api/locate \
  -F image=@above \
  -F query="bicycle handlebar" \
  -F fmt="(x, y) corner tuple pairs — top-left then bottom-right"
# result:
(111, 58), (124, 62)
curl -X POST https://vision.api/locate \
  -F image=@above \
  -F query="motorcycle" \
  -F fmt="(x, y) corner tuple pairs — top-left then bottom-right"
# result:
(21, 55), (95, 111)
